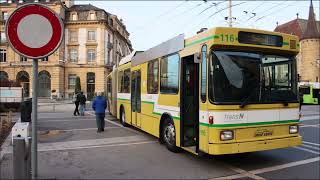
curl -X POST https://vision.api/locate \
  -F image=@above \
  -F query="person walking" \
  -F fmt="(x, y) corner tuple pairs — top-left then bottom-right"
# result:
(73, 92), (80, 116)
(92, 92), (107, 133)
(79, 91), (87, 116)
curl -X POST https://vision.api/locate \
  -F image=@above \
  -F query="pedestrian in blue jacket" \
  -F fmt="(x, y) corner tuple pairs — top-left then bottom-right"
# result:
(92, 92), (107, 133)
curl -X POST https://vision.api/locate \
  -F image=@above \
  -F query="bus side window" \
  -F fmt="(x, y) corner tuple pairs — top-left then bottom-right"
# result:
(201, 45), (207, 102)
(147, 59), (159, 94)
(118, 71), (123, 93)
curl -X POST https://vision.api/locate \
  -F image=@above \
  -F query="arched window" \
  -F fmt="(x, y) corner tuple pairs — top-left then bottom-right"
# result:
(0, 71), (8, 82)
(38, 71), (51, 97)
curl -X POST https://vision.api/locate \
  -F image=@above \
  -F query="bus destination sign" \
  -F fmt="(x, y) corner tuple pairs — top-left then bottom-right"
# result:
(238, 31), (283, 47)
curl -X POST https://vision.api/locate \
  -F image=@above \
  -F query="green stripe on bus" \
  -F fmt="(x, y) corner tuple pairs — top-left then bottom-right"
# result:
(117, 98), (130, 101)
(185, 35), (219, 47)
(199, 119), (299, 128)
(283, 41), (289, 46)
(142, 101), (181, 120)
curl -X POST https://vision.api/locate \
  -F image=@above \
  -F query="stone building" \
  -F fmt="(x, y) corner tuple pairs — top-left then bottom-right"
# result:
(274, 0), (320, 83)
(0, 0), (132, 99)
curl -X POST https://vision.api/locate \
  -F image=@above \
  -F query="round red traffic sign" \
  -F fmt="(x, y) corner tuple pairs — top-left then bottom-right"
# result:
(5, 3), (64, 59)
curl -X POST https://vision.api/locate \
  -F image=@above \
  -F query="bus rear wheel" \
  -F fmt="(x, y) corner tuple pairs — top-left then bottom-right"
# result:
(120, 107), (128, 127)
(162, 118), (180, 153)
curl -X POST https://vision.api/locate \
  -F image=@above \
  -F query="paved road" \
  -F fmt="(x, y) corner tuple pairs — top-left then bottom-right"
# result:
(0, 105), (319, 179)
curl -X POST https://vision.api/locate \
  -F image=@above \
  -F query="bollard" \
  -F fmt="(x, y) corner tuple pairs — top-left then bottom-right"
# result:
(13, 137), (26, 179)
(13, 136), (31, 180)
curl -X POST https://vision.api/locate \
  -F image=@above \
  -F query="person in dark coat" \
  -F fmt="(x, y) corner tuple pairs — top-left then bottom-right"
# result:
(92, 92), (107, 132)
(79, 91), (87, 116)
(73, 92), (80, 116)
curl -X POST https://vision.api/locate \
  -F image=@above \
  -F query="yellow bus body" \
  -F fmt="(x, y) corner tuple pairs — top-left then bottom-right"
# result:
(108, 27), (302, 155)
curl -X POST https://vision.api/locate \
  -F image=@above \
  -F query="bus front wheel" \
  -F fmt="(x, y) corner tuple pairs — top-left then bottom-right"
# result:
(120, 107), (128, 127)
(162, 118), (180, 153)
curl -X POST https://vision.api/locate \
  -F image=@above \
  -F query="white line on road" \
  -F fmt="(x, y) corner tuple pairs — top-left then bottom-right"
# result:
(293, 146), (320, 155)
(300, 124), (320, 128)
(301, 115), (320, 121)
(214, 164), (265, 180)
(61, 127), (121, 132)
(38, 141), (157, 152)
(214, 157), (320, 179)
(303, 141), (320, 146)
(301, 144), (320, 151)
(39, 119), (96, 122)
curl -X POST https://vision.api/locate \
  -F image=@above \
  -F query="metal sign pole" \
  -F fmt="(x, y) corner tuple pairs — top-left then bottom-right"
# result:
(31, 59), (38, 179)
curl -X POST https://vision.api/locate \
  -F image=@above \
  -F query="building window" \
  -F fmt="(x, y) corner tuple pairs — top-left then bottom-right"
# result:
(69, 30), (78, 42)
(2, 11), (8, 21)
(87, 49), (96, 62)
(0, 49), (6, 62)
(68, 74), (77, 89)
(118, 69), (130, 93)
(201, 45), (207, 102)
(147, 59), (159, 94)
(20, 56), (27, 62)
(90, 12), (95, 20)
(72, 13), (77, 21)
(69, 49), (78, 62)
(42, 57), (48, 62)
(160, 54), (179, 94)
(0, 32), (6, 43)
(87, 30), (96, 41)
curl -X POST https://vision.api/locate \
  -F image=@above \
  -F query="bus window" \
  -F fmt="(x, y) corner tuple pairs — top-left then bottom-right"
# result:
(118, 71), (123, 93)
(300, 87), (310, 94)
(201, 45), (207, 102)
(313, 89), (320, 99)
(147, 59), (159, 94)
(160, 54), (179, 94)
(122, 69), (130, 93)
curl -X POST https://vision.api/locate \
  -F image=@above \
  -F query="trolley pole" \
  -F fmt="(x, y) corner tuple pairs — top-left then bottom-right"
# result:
(32, 59), (38, 179)
(228, 0), (232, 27)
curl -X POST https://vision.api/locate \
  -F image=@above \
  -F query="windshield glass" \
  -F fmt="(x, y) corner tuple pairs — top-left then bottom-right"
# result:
(209, 51), (298, 104)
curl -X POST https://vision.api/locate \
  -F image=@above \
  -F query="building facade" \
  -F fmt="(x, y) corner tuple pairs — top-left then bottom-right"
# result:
(0, 0), (132, 99)
(274, 0), (320, 83)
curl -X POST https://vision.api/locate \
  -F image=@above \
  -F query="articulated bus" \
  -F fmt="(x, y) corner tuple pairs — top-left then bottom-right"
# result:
(107, 27), (302, 155)
(299, 82), (320, 105)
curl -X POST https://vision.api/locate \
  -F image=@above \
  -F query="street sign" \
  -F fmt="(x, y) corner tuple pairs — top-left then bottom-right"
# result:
(5, 3), (64, 59)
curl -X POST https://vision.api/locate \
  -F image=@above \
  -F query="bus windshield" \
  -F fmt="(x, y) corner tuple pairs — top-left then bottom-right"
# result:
(209, 51), (298, 105)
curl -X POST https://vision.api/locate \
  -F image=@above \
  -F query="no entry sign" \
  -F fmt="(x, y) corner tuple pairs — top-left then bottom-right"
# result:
(5, 3), (64, 59)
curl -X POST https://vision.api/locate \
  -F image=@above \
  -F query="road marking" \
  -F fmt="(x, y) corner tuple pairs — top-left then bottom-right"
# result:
(303, 141), (320, 146)
(300, 124), (320, 128)
(38, 141), (157, 152)
(61, 127), (121, 132)
(301, 144), (320, 151)
(2, 135), (153, 154)
(300, 115), (320, 121)
(214, 157), (320, 179)
(39, 119), (96, 122)
(293, 146), (320, 155)
(250, 157), (320, 174)
(214, 164), (265, 180)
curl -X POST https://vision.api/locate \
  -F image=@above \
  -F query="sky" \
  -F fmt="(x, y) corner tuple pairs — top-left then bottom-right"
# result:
(78, 1), (320, 51)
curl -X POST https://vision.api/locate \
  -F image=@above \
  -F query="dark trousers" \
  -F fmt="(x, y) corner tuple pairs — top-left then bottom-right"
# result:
(96, 113), (105, 131)
(74, 102), (80, 115)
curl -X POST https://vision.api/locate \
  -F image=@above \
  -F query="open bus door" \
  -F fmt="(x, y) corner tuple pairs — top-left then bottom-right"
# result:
(180, 54), (199, 152)
(131, 70), (141, 127)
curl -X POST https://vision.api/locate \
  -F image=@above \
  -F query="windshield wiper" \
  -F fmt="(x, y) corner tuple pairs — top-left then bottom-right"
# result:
(239, 86), (259, 108)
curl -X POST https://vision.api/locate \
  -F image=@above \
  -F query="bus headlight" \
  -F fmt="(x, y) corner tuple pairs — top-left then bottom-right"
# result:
(220, 130), (234, 141)
(289, 125), (299, 134)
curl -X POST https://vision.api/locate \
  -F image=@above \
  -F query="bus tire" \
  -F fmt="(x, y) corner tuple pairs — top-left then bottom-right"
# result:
(162, 118), (181, 153)
(120, 106), (129, 127)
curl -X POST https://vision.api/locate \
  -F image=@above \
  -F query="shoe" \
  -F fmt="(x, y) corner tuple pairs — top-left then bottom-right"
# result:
(101, 129), (104, 132)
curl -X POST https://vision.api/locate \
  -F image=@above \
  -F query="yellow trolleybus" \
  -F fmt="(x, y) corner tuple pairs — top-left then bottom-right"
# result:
(107, 27), (302, 155)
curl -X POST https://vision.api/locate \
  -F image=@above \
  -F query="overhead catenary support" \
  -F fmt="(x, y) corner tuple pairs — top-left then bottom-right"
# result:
(228, 0), (232, 27)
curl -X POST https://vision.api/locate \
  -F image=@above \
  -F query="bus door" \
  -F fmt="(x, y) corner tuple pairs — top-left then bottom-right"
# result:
(131, 70), (141, 127)
(180, 55), (199, 151)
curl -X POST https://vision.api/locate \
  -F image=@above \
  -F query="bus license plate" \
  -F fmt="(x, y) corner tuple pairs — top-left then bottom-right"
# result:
(254, 129), (273, 137)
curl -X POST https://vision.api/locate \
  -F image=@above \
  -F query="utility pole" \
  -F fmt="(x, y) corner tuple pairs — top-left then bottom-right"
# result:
(228, 0), (232, 27)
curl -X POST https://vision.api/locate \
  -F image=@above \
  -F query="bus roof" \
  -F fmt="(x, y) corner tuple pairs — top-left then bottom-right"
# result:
(128, 27), (299, 67)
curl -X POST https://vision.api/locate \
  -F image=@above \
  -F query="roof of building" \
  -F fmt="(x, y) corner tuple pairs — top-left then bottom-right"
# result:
(274, 0), (320, 40)
(0, 0), (59, 5)
(68, 4), (103, 12)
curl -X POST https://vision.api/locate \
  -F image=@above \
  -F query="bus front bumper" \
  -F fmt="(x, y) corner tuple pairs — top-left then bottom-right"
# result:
(208, 136), (302, 155)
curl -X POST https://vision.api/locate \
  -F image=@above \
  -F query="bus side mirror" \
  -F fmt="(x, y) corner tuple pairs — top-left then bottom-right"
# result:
(194, 52), (202, 63)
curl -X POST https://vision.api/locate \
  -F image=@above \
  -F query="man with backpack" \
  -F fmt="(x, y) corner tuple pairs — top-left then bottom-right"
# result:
(79, 91), (86, 116)
(92, 92), (107, 132)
